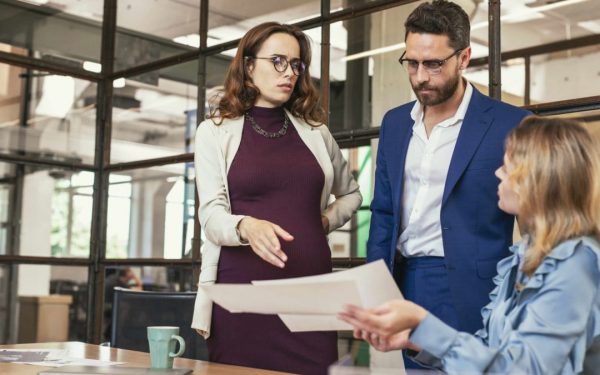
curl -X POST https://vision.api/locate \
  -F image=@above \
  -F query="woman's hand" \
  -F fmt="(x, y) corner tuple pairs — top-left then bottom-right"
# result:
(354, 329), (419, 352)
(339, 300), (428, 339)
(321, 215), (330, 233)
(237, 217), (294, 268)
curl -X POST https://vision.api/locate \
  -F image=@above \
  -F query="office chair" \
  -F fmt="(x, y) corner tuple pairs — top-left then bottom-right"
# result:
(110, 287), (208, 360)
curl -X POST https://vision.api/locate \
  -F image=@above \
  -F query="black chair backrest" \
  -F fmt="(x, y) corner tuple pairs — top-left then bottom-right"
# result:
(110, 287), (207, 360)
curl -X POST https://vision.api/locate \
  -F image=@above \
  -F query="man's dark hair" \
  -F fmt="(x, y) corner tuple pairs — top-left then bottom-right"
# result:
(405, 0), (470, 50)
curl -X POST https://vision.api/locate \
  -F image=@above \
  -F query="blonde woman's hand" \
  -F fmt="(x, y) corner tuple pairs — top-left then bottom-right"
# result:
(237, 217), (293, 268)
(353, 329), (417, 352)
(338, 300), (427, 337)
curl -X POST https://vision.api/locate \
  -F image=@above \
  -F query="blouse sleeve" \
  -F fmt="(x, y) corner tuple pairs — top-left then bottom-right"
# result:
(318, 125), (362, 232)
(409, 245), (600, 375)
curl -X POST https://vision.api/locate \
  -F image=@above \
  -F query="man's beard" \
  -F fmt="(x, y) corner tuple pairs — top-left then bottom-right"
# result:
(411, 73), (460, 106)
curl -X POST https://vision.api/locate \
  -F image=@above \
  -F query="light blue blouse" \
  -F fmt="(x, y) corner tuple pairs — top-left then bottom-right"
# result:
(409, 236), (600, 375)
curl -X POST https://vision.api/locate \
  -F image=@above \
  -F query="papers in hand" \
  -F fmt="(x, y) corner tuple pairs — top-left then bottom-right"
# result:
(200, 260), (402, 332)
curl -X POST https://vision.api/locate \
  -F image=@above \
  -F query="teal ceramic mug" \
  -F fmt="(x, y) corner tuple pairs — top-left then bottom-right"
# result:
(147, 326), (186, 369)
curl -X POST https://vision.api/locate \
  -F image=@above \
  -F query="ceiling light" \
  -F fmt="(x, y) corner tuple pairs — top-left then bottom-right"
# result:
(472, 0), (588, 30)
(578, 20), (600, 33)
(341, 42), (406, 62)
(173, 34), (200, 48)
(113, 78), (126, 88)
(83, 61), (102, 73)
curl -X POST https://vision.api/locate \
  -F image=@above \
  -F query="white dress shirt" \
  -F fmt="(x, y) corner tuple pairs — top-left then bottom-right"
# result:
(397, 83), (473, 257)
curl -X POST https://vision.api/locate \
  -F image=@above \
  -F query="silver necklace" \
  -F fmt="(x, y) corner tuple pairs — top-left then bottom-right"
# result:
(245, 111), (289, 138)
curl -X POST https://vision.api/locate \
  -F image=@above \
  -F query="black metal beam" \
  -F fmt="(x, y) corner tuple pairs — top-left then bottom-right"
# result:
(0, 255), (194, 267)
(105, 153), (194, 172)
(524, 56), (531, 106)
(101, 258), (194, 266)
(525, 95), (600, 117)
(0, 51), (101, 81)
(488, 0), (501, 99)
(321, 0), (331, 125)
(332, 127), (381, 148)
(0, 256), (90, 266)
(87, 0), (116, 345)
(470, 34), (600, 68)
(0, 153), (95, 171)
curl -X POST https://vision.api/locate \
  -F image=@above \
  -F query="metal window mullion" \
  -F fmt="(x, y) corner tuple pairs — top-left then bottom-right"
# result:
(488, 0), (501, 99)
(87, 0), (116, 344)
(321, 0), (331, 125)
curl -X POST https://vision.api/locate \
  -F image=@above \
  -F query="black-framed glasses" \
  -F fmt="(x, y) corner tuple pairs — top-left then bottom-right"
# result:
(245, 55), (306, 76)
(398, 49), (463, 75)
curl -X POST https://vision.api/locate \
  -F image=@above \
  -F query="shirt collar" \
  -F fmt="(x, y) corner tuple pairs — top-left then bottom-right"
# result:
(410, 79), (473, 129)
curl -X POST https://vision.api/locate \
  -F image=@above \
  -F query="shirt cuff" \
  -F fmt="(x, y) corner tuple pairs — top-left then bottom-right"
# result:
(409, 313), (459, 360)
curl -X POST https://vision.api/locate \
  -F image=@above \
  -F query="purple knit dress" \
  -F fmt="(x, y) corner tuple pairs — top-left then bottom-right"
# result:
(206, 106), (337, 374)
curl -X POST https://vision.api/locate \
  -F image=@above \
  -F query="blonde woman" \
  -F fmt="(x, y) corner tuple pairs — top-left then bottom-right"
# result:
(340, 116), (600, 375)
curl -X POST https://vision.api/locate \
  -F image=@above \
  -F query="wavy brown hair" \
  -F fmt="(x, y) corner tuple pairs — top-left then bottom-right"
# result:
(505, 116), (600, 276)
(210, 22), (325, 126)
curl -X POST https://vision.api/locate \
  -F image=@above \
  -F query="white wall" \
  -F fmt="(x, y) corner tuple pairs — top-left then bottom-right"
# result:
(17, 171), (53, 296)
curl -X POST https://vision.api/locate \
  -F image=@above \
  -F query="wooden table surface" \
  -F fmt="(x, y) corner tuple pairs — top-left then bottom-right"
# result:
(0, 342), (295, 375)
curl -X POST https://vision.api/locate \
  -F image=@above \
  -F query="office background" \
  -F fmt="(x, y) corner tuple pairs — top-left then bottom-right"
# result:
(0, 0), (599, 345)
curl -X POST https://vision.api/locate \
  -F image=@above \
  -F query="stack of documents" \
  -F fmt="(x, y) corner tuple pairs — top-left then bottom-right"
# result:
(200, 260), (402, 332)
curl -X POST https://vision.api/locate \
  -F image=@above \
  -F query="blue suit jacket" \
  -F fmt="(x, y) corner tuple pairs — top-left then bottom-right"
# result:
(367, 86), (531, 333)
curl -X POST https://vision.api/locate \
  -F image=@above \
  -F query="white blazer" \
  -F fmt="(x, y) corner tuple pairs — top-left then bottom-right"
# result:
(191, 109), (362, 337)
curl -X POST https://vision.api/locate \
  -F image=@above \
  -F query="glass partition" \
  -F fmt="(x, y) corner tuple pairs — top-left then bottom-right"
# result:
(115, 0), (201, 72)
(0, 1), (102, 68)
(47, 170), (95, 258)
(110, 61), (198, 163)
(106, 163), (194, 259)
(207, 0), (320, 46)
(330, 145), (371, 258)
(329, 3), (420, 132)
(0, 63), (97, 165)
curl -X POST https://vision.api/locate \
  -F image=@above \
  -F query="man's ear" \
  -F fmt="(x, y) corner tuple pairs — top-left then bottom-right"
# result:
(459, 46), (472, 70)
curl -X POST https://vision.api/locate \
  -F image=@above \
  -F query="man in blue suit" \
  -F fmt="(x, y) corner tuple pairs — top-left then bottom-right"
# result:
(367, 1), (530, 366)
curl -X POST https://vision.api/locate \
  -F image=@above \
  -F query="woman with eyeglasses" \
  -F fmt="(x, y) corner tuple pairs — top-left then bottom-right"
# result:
(191, 22), (362, 374)
(340, 116), (600, 375)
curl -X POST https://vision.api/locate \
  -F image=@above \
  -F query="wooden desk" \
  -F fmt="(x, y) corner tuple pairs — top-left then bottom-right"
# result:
(0, 342), (294, 375)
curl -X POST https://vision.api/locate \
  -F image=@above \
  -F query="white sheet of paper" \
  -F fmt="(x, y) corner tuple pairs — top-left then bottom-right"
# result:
(200, 260), (401, 332)
(253, 260), (402, 332)
(0, 349), (124, 368)
(200, 280), (362, 315)
(23, 357), (125, 368)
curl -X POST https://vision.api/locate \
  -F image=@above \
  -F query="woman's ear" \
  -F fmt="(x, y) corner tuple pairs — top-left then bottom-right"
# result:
(244, 59), (254, 79)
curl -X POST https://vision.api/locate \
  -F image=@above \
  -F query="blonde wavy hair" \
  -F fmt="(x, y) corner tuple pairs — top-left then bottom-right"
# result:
(505, 116), (600, 276)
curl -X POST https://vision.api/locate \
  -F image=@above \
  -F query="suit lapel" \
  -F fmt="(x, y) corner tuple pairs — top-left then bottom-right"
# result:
(442, 89), (494, 206)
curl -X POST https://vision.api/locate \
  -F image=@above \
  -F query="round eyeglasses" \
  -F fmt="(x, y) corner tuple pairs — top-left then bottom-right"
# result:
(398, 49), (463, 75)
(245, 55), (306, 76)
